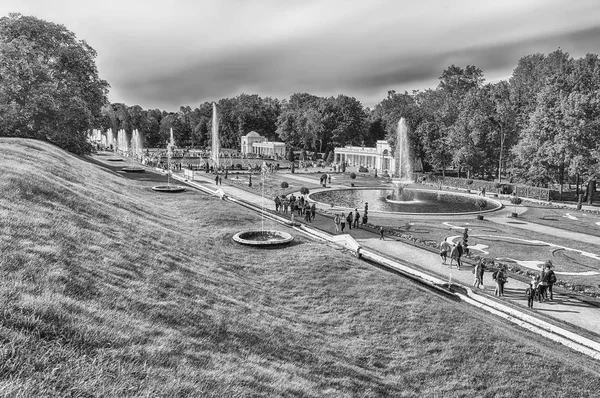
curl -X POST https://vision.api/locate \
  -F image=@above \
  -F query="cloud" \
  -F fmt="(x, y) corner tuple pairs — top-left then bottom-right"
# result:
(2, 0), (600, 109)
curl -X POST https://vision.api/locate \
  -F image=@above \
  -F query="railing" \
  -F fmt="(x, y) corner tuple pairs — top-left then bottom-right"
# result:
(415, 173), (551, 201)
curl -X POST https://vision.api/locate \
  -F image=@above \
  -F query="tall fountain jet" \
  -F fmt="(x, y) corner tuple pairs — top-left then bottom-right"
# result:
(395, 117), (413, 181)
(212, 102), (220, 169)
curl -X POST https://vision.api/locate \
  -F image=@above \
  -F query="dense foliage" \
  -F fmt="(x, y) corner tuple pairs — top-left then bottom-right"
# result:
(0, 14), (109, 154)
(103, 49), (599, 190)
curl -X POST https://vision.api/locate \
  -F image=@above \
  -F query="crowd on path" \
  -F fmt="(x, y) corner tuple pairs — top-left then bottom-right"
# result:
(272, 194), (317, 222)
(439, 236), (559, 308)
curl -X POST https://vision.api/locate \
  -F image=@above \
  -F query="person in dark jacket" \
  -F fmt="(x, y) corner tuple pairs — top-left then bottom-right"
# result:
(346, 211), (353, 230)
(545, 261), (557, 301)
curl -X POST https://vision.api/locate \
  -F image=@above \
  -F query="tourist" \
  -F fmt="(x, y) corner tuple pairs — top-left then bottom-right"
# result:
(290, 213), (295, 225)
(538, 265), (550, 302)
(449, 244), (460, 268)
(340, 214), (346, 232)
(353, 209), (360, 228)
(456, 242), (464, 269)
(304, 202), (311, 220)
(439, 238), (452, 264)
(493, 266), (507, 297)
(328, 174), (331, 184)
(379, 227), (384, 240)
(334, 214), (340, 233)
(283, 198), (289, 214)
(274, 196), (280, 212)
(473, 259), (484, 289)
(215, 175), (219, 185)
(526, 275), (536, 308)
(304, 207), (311, 222)
(311, 203), (316, 220)
(347, 211), (353, 230)
(545, 261), (557, 301)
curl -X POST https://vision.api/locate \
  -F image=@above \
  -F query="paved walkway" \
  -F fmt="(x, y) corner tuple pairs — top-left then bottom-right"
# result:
(175, 169), (600, 342)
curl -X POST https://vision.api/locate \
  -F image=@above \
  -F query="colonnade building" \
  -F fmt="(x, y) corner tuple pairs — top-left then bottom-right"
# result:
(241, 131), (286, 157)
(334, 140), (396, 173)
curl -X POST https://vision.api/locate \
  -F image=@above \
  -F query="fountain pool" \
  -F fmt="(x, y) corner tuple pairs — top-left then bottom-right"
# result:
(309, 188), (502, 215)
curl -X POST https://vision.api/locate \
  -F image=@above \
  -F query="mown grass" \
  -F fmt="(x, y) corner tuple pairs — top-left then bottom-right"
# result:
(1, 137), (600, 397)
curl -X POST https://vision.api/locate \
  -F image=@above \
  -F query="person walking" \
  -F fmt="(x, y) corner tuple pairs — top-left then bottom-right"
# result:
(346, 211), (353, 230)
(439, 238), (451, 264)
(334, 214), (340, 233)
(311, 203), (316, 220)
(353, 209), (360, 228)
(538, 265), (550, 302)
(526, 275), (536, 308)
(545, 261), (557, 301)
(340, 214), (346, 232)
(449, 244), (459, 268)
(493, 266), (507, 297)
(456, 242), (464, 269)
(379, 226), (384, 240)
(473, 259), (484, 289)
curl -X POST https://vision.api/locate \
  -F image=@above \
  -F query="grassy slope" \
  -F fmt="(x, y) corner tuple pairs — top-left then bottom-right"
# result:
(1, 137), (599, 397)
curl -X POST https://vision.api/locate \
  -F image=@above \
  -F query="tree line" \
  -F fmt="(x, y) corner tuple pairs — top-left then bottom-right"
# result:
(2, 14), (599, 190)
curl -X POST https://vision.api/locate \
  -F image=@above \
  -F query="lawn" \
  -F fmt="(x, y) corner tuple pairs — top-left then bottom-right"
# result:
(1, 137), (600, 397)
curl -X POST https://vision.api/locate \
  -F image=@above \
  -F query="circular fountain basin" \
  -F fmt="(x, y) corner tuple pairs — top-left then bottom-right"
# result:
(152, 185), (187, 193)
(122, 166), (145, 173)
(232, 230), (294, 246)
(309, 187), (502, 215)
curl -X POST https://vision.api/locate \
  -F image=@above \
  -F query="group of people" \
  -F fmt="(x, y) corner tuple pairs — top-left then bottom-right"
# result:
(274, 194), (316, 222)
(439, 238), (464, 269)
(333, 209), (363, 233)
(526, 261), (557, 307)
(471, 259), (509, 297)
(442, 237), (559, 305)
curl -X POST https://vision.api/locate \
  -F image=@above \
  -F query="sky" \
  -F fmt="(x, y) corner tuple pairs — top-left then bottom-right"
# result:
(2, 0), (600, 111)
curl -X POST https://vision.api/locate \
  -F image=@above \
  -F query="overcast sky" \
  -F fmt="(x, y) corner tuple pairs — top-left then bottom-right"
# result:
(2, 0), (600, 111)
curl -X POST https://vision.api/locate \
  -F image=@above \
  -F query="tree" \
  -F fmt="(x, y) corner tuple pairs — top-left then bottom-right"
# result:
(0, 14), (109, 154)
(287, 148), (296, 163)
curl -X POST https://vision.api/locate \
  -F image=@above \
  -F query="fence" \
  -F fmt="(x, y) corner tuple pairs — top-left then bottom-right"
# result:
(416, 173), (551, 201)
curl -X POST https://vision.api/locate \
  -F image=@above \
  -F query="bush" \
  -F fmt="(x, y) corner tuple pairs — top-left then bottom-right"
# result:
(280, 181), (289, 188)
(235, 163), (242, 170)
(358, 166), (368, 173)
(466, 179), (474, 185)
(350, 172), (357, 179)
(475, 198), (487, 211)
(300, 187), (309, 196)
(510, 196), (522, 205)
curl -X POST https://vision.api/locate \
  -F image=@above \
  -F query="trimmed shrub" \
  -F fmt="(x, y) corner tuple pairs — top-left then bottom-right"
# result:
(350, 172), (357, 179)
(475, 198), (487, 211)
(280, 181), (289, 188)
(300, 187), (309, 196)
(358, 166), (368, 173)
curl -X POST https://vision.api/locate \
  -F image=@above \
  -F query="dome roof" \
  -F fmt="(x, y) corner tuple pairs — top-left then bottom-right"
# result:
(246, 131), (261, 137)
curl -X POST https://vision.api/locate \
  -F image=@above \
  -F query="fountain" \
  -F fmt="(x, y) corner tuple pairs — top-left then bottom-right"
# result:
(122, 129), (146, 173)
(227, 111), (293, 246)
(152, 128), (186, 193)
(211, 102), (220, 170)
(394, 117), (413, 182)
(309, 188), (502, 215)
